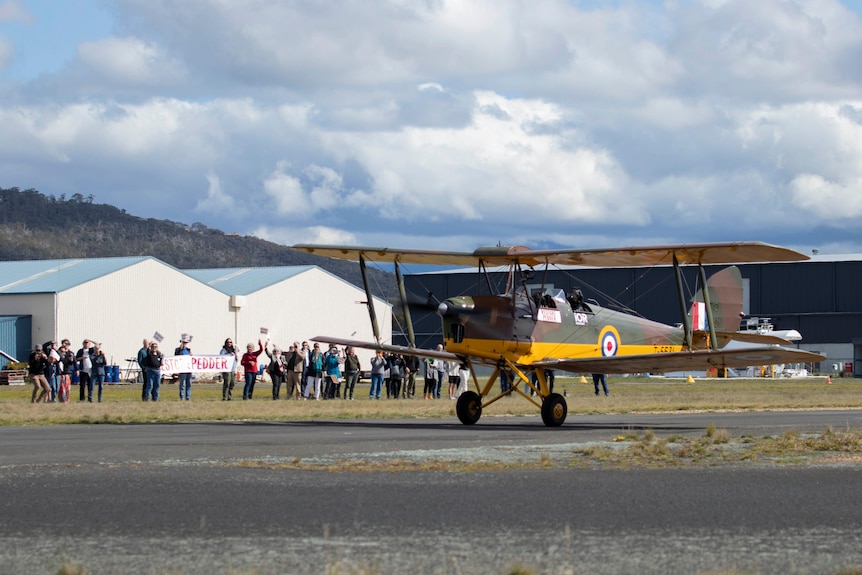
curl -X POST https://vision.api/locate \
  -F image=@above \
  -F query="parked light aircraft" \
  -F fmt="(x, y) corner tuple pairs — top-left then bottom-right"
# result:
(293, 242), (825, 427)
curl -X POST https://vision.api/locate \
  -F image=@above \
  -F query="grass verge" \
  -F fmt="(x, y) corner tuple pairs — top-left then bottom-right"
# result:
(1, 376), (859, 426)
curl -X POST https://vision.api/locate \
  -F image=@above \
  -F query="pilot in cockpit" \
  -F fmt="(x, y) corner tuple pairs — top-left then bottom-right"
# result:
(567, 287), (584, 311)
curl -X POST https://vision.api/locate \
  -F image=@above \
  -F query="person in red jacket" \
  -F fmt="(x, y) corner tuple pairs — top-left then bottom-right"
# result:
(241, 340), (264, 400)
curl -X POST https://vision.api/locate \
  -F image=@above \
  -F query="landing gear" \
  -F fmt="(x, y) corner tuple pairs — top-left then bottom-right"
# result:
(541, 393), (567, 427)
(456, 390), (482, 425)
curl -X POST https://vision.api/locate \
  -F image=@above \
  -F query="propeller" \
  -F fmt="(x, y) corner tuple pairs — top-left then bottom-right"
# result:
(405, 290), (441, 311)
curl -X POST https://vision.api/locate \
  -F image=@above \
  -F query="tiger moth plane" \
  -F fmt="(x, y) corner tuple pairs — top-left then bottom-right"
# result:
(293, 242), (825, 427)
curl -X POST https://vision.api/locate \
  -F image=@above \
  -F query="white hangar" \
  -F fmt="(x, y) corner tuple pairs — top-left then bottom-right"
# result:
(0, 258), (391, 368)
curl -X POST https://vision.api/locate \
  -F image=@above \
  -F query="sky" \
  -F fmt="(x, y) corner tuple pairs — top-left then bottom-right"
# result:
(2, 0), (862, 259)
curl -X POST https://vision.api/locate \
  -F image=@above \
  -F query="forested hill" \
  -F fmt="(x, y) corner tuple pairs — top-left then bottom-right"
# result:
(0, 187), (395, 299)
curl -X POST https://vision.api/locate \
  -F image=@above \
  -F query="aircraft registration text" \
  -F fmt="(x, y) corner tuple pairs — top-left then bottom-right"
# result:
(537, 308), (561, 323)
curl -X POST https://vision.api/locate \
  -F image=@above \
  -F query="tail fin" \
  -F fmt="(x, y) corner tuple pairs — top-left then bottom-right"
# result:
(690, 266), (743, 333)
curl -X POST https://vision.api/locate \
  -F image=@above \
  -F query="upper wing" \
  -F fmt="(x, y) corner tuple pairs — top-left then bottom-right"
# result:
(309, 336), (461, 362)
(530, 347), (825, 375)
(293, 242), (809, 268)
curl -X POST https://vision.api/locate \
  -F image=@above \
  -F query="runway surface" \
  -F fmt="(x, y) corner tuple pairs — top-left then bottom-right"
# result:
(3, 410), (862, 574)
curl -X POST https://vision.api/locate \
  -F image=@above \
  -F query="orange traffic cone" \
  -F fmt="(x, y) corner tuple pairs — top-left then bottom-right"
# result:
(826, 375), (832, 384)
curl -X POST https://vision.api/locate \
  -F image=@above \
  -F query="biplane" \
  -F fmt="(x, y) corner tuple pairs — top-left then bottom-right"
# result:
(293, 242), (825, 427)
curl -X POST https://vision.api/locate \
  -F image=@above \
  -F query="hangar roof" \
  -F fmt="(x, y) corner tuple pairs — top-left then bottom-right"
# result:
(0, 257), (155, 294)
(184, 265), (318, 295)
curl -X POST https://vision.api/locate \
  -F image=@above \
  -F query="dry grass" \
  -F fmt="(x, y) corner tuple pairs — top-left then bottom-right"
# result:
(1, 376), (860, 426)
(570, 426), (862, 468)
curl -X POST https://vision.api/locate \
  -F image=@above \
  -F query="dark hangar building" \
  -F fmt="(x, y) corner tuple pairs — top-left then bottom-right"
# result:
(402, 253), (862, 377)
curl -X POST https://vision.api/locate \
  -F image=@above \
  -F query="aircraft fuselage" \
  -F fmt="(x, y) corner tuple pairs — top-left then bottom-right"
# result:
(439, 290), (687, 366)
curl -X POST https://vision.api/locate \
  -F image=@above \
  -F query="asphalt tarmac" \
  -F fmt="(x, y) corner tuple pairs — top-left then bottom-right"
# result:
(3, 410), (862, 574)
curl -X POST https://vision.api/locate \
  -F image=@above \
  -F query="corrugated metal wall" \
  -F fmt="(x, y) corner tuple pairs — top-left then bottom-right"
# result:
(0, 315), (32, 364)
(235, 268), (391, 368)
(56, 259), (232, 365)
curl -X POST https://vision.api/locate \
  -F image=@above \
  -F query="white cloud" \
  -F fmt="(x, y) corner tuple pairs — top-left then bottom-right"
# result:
(253, 225), (356, 247)
(76, 36), (187, 87)
(0, 0), (30, 23)
(791, 174), (862, 218)
(196, 171), (237, 215)
(322, 90), (639, 225)
(262, 163), (305, 215)
(4, 0), (862, 253)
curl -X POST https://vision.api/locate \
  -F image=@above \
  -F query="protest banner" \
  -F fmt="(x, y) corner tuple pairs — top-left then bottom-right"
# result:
(161, 354), (237, 374)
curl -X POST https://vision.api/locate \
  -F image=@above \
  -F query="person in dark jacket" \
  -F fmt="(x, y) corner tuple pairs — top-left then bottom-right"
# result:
(143, 341), (164, 401)
(89, 343), (108, 402)
(28, 347), (51, 403)
(342, 347), (361, 400)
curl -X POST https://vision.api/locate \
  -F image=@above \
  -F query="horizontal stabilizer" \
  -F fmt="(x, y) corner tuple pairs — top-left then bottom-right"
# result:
(531, 347), (825, 375)
(714, 331), (793, 346)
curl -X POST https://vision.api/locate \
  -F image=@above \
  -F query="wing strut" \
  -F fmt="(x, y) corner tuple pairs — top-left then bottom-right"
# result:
(394, 261), (416, 348)
(673, 254), (693, 350)
(359, 255), (381, 344)
(698, 264), (719, 350)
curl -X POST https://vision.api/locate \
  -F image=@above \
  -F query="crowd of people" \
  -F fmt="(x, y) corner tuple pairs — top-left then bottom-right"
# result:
(25, 335), (608, 403)
(27, 338), (109, 403)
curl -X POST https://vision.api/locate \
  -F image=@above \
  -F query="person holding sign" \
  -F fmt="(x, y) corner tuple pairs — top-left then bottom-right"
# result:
(241, 340), (264, 400)
(175, 336), (193, 401)
(143, 341), (164, 401)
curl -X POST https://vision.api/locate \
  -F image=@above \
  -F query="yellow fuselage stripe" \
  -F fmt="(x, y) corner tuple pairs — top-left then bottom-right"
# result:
(444, 338), (685, 365)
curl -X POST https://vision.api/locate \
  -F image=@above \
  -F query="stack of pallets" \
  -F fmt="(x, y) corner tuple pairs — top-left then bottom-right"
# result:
(0, 369), (27, 385)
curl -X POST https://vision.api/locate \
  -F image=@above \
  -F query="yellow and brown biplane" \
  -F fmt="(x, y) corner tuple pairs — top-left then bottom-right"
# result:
(293, 242), (825, 427)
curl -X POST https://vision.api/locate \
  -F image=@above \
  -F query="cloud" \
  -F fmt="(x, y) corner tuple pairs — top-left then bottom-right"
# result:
(196, 171), (237, 216)
(0, 1), (31, 23)
(75, 36), (187, 88)
(3, 0), (862, 254)
(262, 162), (305, 215)
(253, 224), (356, 247)
(791, 174), (862, 218)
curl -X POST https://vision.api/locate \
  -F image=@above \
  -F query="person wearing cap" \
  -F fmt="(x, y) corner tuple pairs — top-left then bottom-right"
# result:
(28, 347), (51, 403)
(175, 337), (193, 401)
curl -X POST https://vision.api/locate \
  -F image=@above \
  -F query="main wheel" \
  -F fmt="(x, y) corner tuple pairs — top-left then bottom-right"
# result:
(541, 393), (567, 427)
(456, 390), (482, 425)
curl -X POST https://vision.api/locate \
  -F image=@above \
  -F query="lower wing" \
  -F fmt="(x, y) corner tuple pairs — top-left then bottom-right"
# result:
(531, 347), (825, 375)
(309, 336), (461, 362)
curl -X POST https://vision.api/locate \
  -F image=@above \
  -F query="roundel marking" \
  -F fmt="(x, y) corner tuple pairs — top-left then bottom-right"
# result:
(599, 327), (620, 357)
